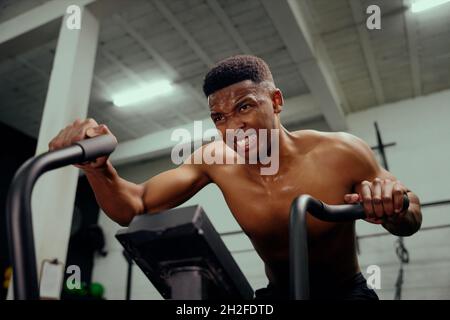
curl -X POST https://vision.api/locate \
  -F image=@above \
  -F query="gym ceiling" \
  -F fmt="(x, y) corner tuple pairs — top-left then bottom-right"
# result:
(0, 0), (449, 142)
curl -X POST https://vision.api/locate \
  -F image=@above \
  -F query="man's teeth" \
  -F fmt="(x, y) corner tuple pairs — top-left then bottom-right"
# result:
(237, 138), (247, 147)
(236, 135), (257, 147)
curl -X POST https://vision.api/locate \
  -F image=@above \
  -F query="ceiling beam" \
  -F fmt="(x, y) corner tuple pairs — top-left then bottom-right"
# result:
(403, 0), (422, 97)
(0, 0), (131, 63)
(349, 0), (385, 105)
(261, 0), (348, 131)
(153, 0), (214, 67)
(0, 0), (95, 45)
(296, 0), (351, 114)
(206, 0), (252, 54)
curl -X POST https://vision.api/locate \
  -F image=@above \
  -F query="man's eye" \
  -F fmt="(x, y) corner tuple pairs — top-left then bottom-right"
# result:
(239, 104), (250, 112)
(213, 115), (224, 122)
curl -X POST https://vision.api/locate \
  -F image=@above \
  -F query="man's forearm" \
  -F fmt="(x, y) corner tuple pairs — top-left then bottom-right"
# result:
(382, 192), (422, 237)
(84, 161), (145, 226)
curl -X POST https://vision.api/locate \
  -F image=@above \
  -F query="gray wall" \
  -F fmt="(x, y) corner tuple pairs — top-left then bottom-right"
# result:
(92, 89), (450, 299)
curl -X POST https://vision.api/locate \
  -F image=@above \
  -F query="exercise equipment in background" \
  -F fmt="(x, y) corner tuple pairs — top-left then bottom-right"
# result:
(116, 206), (254, 300)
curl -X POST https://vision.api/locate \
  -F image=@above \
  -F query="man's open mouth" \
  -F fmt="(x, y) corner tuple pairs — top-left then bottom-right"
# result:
(235, 133), (258, 152)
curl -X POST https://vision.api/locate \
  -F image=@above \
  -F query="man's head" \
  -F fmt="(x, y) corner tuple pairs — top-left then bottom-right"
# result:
(203, 55), (283, 157)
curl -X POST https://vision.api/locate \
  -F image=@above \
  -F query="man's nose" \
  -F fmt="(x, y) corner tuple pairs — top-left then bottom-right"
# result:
(226, 115), (245, 130)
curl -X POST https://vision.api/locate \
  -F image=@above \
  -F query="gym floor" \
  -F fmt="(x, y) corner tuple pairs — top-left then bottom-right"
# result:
(0, 0), (449, 301)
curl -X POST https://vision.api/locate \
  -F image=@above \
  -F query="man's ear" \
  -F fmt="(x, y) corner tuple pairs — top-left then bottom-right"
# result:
(272, 89), (284, 113)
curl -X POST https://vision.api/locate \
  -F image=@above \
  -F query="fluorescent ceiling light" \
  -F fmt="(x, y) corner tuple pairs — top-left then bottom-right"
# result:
(411, 0), (450, 13)
(113, 80), (174, 107)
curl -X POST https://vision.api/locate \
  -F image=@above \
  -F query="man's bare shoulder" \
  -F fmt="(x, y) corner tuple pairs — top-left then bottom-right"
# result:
(322, 131), (376, 163)
(290, 130), (376, 170)
(289, 129), (327, 151)
(290, 130), (367, 153)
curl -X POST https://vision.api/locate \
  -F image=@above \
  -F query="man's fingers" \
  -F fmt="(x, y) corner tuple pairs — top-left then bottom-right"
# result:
(101, 124), (112, 135)
(361, 181), (374, 219)
(344, 193), (360, 203)
(48, 118), (109, 153)
(393, 182), (405, 213)
(344, 194), (352, 203)
(85, 127), (99, 138)
(49, 119), (114, 175)
(48, 128), (65, 150)
(59, 125), (73, 148)
(75, 119), (98, 138)
(61, 119), (90, 147)
(365, 217), (384, 225)
(98, 124), (111, 135)
(372, 178), (383, 218)
(85, 125), (107, 138)
(382, 179), (394, 216)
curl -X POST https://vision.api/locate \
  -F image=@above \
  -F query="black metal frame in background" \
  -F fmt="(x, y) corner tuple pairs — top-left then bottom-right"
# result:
(373, 122), (409, 300)
(122, 250), (133, 300)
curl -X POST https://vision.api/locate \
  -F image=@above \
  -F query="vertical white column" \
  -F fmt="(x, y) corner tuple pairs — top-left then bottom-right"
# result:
(13, 6), (99, 299)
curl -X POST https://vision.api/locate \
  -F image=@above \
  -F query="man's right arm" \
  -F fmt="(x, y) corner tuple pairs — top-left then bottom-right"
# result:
(84, 159), (210, 226)
(49, 118), (211, 226)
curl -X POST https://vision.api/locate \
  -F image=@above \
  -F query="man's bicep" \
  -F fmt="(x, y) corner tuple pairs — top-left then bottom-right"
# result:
(141, 163), (211, 213)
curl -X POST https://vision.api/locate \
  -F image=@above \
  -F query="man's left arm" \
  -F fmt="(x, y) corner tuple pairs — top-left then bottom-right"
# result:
(338, 133), (422, 237)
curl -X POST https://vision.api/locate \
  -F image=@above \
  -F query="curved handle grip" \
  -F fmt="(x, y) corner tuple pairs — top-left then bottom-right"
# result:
(290, 193), (410, 300)
(7, 134), (118, 300)
(321, 193), (410, 221)
(74, 134), (117, 162)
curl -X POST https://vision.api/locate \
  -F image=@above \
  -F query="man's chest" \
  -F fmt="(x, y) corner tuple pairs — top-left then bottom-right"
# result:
(211, 161), (354, 240)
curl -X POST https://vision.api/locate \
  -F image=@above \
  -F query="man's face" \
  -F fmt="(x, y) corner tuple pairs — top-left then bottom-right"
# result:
(208, 80), (283, 158)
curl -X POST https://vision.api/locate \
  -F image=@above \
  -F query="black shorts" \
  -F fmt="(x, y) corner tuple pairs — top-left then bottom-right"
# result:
(254, 272), (379, 300)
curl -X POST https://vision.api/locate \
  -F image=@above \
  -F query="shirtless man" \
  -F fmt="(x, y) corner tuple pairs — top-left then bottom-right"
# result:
(48, 55), (422, 300)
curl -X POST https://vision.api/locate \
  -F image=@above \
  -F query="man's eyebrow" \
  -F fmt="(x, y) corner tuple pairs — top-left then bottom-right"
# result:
(234, 95), (256, 107)
(209, 91), (256, 110)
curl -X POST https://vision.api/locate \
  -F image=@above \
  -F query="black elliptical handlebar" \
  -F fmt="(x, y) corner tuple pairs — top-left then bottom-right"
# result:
(289, 193), (410, 300)
(6, 135), (117, 300)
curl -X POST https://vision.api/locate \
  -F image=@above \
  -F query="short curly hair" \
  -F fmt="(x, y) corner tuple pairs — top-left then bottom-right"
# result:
(202, 55), (274, 97)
